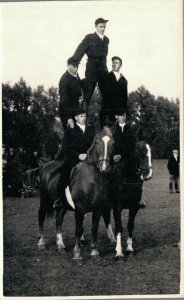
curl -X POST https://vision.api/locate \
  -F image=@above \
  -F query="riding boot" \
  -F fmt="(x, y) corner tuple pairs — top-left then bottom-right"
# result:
(169, 183), (173, 193)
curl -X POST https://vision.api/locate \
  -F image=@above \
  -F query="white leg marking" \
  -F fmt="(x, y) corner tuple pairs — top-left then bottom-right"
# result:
(91, 248), (99, 256)
(146, 144), (152, 178)
(102, 136), (110, 171)
(37, 235), (45, 248)
(126, 237), (134, 252)
(65, 186), (75, 209)
(80, 234), (85, 241)
(56, 233), (65, 249)
(107, 224), (116, 243)
(115, 233), (123, 257)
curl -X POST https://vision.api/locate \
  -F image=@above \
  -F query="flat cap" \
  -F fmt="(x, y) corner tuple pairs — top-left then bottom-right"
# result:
(95, 18), (109, 25)
(112, 56), (122, 64)
(67, 57), (79, 66)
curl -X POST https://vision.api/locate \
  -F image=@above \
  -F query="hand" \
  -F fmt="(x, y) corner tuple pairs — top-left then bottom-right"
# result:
(113, 155), (121, 163)
(67, 118), (74, 128)
(79, 153), (87, 161)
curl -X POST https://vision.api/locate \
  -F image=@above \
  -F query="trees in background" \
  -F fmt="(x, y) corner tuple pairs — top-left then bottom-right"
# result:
(2, 79), (179, 159)
(2, 78), (60, 157)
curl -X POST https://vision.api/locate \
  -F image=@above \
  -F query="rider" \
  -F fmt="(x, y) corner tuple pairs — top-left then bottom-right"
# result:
(54, 108), (96, 208)
(111, 108), (146, 208)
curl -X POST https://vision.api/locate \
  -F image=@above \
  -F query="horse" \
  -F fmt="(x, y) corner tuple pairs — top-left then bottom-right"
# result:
(103, 138), (153, 259)
(37, 126), (116, 259)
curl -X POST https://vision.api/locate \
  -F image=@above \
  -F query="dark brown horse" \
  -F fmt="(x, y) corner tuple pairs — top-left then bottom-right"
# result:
(37, 126), (115, 259)
(103, 139), (153, 259)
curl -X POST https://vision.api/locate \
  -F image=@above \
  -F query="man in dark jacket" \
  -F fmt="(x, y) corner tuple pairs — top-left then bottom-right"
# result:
(101, 56), (128, 125)
(167, 149), (180, 193)
(73, 18), (109, 107)
(59, 57), (84, 130)
(111, 108), (145, 208)
(62, 109), (95, 171)
(54, 109), (95, 207)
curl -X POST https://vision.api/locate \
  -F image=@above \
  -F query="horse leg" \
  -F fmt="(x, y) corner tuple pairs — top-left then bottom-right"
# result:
(91, 210), (101, 257)
(56, 206), (67, 252)
(126, 207), (139, 253)
(73, 211), (84, 260)
(113, 206), (123, 258)
(102, 210), (116, 243)
(37, 203), (46, 249)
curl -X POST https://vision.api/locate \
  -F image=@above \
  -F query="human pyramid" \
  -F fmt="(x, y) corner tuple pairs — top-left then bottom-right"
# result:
(53, 18), (146, 208)
(58, 17), (128, 130)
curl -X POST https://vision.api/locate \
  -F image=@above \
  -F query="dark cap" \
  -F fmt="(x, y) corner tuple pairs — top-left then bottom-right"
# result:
(114, 107), (127, 115)
(74, 108), (87, 116)
(95, 18), (109, 25)
(67, 57), (79, 66)
(112, 56), (122, 65)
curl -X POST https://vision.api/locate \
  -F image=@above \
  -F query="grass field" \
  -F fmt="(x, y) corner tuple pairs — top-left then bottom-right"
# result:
(3, 159), (180, 297)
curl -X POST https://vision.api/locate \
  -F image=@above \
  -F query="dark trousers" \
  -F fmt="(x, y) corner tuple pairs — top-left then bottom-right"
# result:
(84, 59), (109, 107)
(169, 174), (179, 192)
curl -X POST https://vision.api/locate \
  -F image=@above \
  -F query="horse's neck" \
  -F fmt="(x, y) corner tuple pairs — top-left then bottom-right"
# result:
(86, 149), (97, 166)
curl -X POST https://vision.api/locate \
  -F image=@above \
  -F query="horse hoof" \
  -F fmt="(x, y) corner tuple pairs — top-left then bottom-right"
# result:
(37, 243), (46, 250)
(125, 250), (135, 258)
(90, 249), (99, 257)
(73, 256), (83, 261)
(73, 258), (83, 266)
(115, 255), (124, 262)
(58, 246), (66, 253)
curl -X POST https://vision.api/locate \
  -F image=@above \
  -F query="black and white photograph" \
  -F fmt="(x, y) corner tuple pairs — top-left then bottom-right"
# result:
(1, 0), (183, 298)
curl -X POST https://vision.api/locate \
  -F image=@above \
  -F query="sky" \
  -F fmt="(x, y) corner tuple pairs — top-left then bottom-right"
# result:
(1, 0), (183, 100)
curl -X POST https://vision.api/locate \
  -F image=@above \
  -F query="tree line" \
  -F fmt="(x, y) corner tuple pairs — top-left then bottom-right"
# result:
(2, 78), (179, 159)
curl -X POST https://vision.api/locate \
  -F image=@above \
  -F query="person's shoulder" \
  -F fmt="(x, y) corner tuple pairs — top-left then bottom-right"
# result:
(59, 71), (69, 83)
(104, 35), (109, 43)
(120, 74), (127, 83)
(83, 33), (95, 40)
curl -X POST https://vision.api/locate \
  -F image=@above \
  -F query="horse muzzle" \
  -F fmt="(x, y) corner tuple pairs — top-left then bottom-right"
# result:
(98, 159), (112, 174)
(141, 167), (153, 181)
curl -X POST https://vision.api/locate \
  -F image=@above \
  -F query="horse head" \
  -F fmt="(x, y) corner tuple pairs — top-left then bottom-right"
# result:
(136, 141), (152, 181)
(87, 126), (115, 174)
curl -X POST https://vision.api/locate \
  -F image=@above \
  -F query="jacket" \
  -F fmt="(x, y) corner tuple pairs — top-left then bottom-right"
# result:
(111, 122), (137, 172)
(59, 71), (83, 120)
(73, 32), (109, 63)
(167, 156), (179, 176)
(62, 123), (95, 169)
(105, 71), (128, 112)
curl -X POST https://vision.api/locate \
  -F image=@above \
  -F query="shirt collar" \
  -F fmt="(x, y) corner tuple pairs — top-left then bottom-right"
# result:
(76, 122), (86, 132)
(67, 69), (78, 78)
(113, 71), (121, 81)
(95, 31), (104, 40)
(119, 123), (126, 131)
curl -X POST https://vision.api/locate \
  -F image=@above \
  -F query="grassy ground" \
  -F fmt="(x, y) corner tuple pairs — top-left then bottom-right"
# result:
(3, 159), (180, 296)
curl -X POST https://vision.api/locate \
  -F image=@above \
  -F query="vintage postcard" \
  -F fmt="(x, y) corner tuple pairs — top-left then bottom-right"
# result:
(1, 0), (183, 299)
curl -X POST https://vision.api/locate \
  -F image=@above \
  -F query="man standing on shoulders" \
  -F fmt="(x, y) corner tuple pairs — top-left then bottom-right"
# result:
(73, 18), (109, 107)
(167, 149), (180, 193)
(59, 57), (84, 130)
(101, 56), (128, 125)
